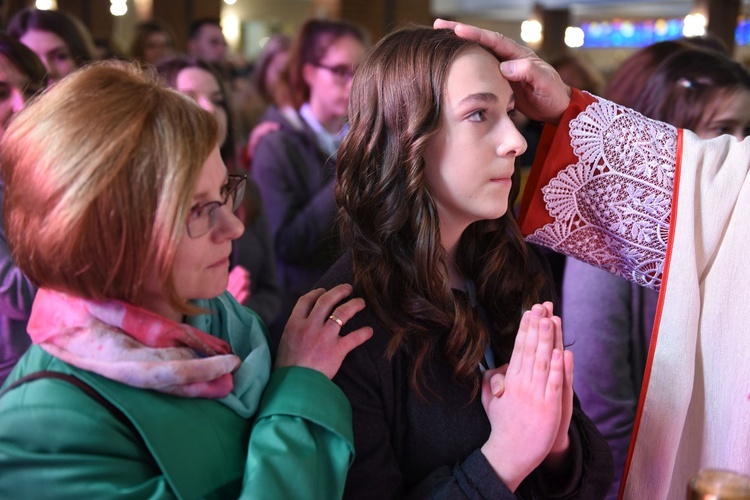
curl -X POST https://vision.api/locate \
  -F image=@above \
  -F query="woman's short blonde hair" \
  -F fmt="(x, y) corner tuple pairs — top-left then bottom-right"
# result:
(1, 61), (218, 311)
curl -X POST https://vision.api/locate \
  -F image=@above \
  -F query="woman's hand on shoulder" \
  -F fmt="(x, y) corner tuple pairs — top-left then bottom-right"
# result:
(275, 284), (373, 379)
(479, 303), (569, 491)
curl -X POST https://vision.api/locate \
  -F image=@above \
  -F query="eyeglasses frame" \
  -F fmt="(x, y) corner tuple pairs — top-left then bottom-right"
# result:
(185, 173), (247, 239)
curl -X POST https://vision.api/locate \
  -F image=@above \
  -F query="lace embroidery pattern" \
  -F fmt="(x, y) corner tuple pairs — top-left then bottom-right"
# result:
(527, 97), (677, 290)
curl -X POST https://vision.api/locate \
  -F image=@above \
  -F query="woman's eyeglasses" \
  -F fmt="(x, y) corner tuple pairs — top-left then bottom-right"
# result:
(186, 174), (246, 238)
(313, 62), (356, 82)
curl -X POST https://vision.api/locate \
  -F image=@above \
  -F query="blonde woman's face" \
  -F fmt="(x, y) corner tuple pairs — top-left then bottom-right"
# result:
(171, 147), (244, 300)
(141, 147), (244, 321)
(694, 88), (750, 141)
(176, 67), (228, 147)
(19, 29), (75, 86)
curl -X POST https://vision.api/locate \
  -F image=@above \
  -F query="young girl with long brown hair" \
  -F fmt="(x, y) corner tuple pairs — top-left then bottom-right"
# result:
(317, 25), (613, 498)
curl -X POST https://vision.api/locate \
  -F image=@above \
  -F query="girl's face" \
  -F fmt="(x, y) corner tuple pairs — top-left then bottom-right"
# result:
(142, 146), (244, 321)
(175, 67), (228, 147)
(0, 55), (28, 134)
(694, 88), (750, 141)
(304, 35), (365, 121)
(423, 46), (526, 245)
(19, 29), (76, 86)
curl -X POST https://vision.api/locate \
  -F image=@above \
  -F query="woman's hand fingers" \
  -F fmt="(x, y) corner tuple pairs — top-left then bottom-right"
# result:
(290, 287), (327, 319)
(276, 284), (371, 379)
(308, 283), (359, 323)
(334, 326), (373, 359)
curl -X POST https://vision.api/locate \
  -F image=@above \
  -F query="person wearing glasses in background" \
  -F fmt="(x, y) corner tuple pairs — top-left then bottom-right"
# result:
(0, 34), (47, 385)
(0, 61), (372, 498)
(251, 19), (367, 344)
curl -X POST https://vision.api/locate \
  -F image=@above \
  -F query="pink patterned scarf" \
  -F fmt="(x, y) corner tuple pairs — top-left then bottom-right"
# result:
(27, 288), (241, 398)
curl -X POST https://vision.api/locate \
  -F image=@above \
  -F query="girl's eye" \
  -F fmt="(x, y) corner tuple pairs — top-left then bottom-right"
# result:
(467, 110), (486, 122)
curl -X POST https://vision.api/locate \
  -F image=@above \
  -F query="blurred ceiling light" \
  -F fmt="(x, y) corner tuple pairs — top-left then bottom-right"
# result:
(683, 13), (707, 37)
(35, 0), (56, 9)
(521, 19), (542, 44)
(110, 0), (127, 16)
(221, 13), (241, 47)
(565, 26), (585, 48)
(224, 0), (237, 4)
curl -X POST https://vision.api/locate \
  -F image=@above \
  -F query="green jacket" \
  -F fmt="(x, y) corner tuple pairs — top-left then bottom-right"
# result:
(0, 346), (354, 499)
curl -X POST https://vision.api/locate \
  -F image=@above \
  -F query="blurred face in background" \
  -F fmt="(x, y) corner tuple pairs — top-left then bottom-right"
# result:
(189, 24), (227, 63)
(0, 54), (29, 134)
(694, 87), (750, 141)
(143, 31), (174, 66)
(19, 29), (75, 85)
(176, 66), (228, 147)
(265, 49), (290, 103)
(303, 35), (365, 127)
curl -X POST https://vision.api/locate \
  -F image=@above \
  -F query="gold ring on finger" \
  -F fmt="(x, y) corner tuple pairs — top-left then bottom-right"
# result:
(328, 314), (344, 327)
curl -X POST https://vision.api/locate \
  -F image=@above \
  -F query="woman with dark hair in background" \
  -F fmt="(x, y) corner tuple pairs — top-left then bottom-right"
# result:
(7, 7), (94, 85)
(0, 34), (47, 385)
(252, 19), (367, 343)
(244, 34), (300, 166)
(158, 56), (282, 329)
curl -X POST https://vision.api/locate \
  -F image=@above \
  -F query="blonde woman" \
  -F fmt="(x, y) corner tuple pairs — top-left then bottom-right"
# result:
(0, 61), (371, 498)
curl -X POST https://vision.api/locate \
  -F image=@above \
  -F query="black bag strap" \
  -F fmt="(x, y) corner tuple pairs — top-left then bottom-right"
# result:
(0, 370), (138, 435)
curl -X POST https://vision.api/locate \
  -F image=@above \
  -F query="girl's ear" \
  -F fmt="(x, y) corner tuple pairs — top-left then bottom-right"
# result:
(302, 63), (316, 88)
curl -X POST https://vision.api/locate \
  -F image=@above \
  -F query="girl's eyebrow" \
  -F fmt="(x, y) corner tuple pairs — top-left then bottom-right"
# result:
(458, 92), (497, 106)
(458, 92), (517, 107)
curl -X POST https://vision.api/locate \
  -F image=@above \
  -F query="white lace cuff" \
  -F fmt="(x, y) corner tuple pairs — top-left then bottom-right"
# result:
(526, 95), (678, 291)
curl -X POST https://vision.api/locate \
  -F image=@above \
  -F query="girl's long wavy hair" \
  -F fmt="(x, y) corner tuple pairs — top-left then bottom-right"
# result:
(337, 26), (549, 398)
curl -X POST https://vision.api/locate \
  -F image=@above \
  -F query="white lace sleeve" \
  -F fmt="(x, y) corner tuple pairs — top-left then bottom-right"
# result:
(526, 96), (678, 291)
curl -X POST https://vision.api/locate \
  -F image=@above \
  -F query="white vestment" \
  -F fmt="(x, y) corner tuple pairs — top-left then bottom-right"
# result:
(520, 89), (750, 500)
